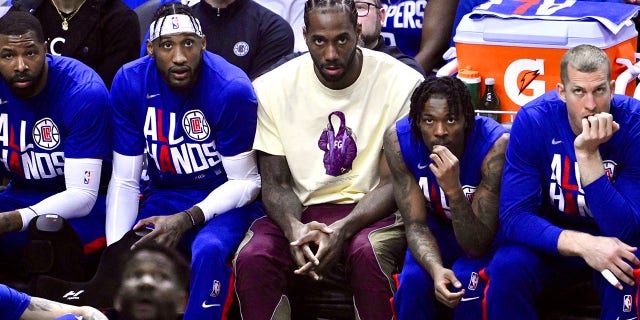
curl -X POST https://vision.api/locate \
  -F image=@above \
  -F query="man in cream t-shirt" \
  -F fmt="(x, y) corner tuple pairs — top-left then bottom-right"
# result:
(233, 0), (424, 319)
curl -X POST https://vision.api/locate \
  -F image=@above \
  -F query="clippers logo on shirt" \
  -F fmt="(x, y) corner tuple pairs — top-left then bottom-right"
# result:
(144, 107), (221, 175)
(32, 118), (60, 150)
(0, 114), (65, 179)
(182, 110), (210, 141)
(603, 160), (617, 181)
(418, 175), (477, 219)
(463, 185), (477, 203)
(233, 42), (250, 57)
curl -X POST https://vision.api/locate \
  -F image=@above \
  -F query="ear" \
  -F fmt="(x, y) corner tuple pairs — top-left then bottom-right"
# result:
(379, 6), (386, 22)
(303, 26), (308, 43)
(43, 41), (48, 54)
(556, 82), (567, 102)
(356, 22), (362, 39)
(201, 34), (207, 51)
(146, 40), (154, 57)
(609, 79), (615, 99)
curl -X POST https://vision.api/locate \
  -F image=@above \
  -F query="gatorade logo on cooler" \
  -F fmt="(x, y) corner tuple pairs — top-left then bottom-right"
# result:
(504, 59), (546, 107)
(455, 0), (638, 112)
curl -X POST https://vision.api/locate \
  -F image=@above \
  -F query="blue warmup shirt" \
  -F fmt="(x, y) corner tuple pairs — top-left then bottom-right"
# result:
(0, 54), (111, 192)
(110, 51), (257, 191)
(500, 91), (640, 254)
(0, 284), (30, 320)
(397, 115), (506, 221)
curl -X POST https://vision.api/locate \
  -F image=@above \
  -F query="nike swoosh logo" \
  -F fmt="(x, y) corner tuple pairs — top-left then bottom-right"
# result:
(146, 93), (160, 99)
(616, 317), (637, 320)
(551, 138), (563, 145)
(202, 301), (221, 308)
(460, 296), (480, 302)
(417, 163), (428, 169)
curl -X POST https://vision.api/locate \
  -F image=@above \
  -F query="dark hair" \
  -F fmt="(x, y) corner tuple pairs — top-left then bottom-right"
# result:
(408, 76), (476, 141)
(123, 243), (190, 292)
(0, 10), (45, 43)
(150, 2), (200, 41)
(304, 0), (358, 31)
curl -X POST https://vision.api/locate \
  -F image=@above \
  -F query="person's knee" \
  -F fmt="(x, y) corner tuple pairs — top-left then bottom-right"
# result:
(488, 245), (540, 287)
(401, 261), (433, 287)
(394, 255), (433, 302)
(350, 229), (404, 272)
(349, 238), (377, 264)
(192, 236), (225, 264)
(235, 232), (279, 274)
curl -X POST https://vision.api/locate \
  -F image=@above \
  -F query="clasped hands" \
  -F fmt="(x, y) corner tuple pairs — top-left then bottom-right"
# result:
(289, 221), (340, 281)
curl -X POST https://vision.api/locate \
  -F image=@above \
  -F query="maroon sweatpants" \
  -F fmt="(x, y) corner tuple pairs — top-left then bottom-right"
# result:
(234, 203), (405, 320)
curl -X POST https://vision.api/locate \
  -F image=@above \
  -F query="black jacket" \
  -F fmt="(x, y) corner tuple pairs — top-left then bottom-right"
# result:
(191, 0), (294, 80)
(13, 0), (141, 88)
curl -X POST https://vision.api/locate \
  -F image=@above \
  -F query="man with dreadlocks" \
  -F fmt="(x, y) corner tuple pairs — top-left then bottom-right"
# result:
(233, 0), (423, 319)
(383, 76), (508, 319)
(106, 3), (263, 319)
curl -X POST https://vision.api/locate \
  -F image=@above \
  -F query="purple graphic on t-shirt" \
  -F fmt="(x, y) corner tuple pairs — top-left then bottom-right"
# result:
(318, 111), (357, 176)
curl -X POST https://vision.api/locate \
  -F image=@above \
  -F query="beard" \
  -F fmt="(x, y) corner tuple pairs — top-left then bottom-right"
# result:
(311, 46), (358, 83)
(6, 69), (44, 99)
(359, 23), (382, 49)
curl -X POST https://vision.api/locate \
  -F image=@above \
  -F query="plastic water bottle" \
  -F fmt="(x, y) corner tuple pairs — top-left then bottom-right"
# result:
(457, 66), (481, 108)
(481, 78), (500, 122)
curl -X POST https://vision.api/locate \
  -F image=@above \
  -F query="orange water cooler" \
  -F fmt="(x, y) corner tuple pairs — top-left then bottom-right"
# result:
(454, 8), (638, 121)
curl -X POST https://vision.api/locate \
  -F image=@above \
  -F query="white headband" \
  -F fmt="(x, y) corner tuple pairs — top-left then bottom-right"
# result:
(149, 14), (203, 41)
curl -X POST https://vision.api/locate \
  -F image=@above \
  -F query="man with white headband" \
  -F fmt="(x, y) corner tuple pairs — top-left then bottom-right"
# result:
(106, 2), (263, 319)
(0, 10), (110, 274)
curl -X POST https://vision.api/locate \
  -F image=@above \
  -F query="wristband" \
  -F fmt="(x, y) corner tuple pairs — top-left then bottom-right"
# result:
(26, 206), (39, 217)
(183, 210), (196, 227)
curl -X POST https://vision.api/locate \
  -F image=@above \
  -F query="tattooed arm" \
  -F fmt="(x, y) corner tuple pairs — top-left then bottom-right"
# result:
(384, 125), (442, 273)
(21, 296), (107, 320)
(259, 151), (305, 240)
(448, 133), (508, 258)
(259, 152), (331, 276)
(384, 126), (464, 307)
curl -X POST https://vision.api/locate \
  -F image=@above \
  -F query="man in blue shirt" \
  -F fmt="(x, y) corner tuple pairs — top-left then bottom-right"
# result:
(384, 76), (508, 319)
(488, 44), (640, 319)
(107, 3), (263, 319)
(0, 10), (110, 267)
